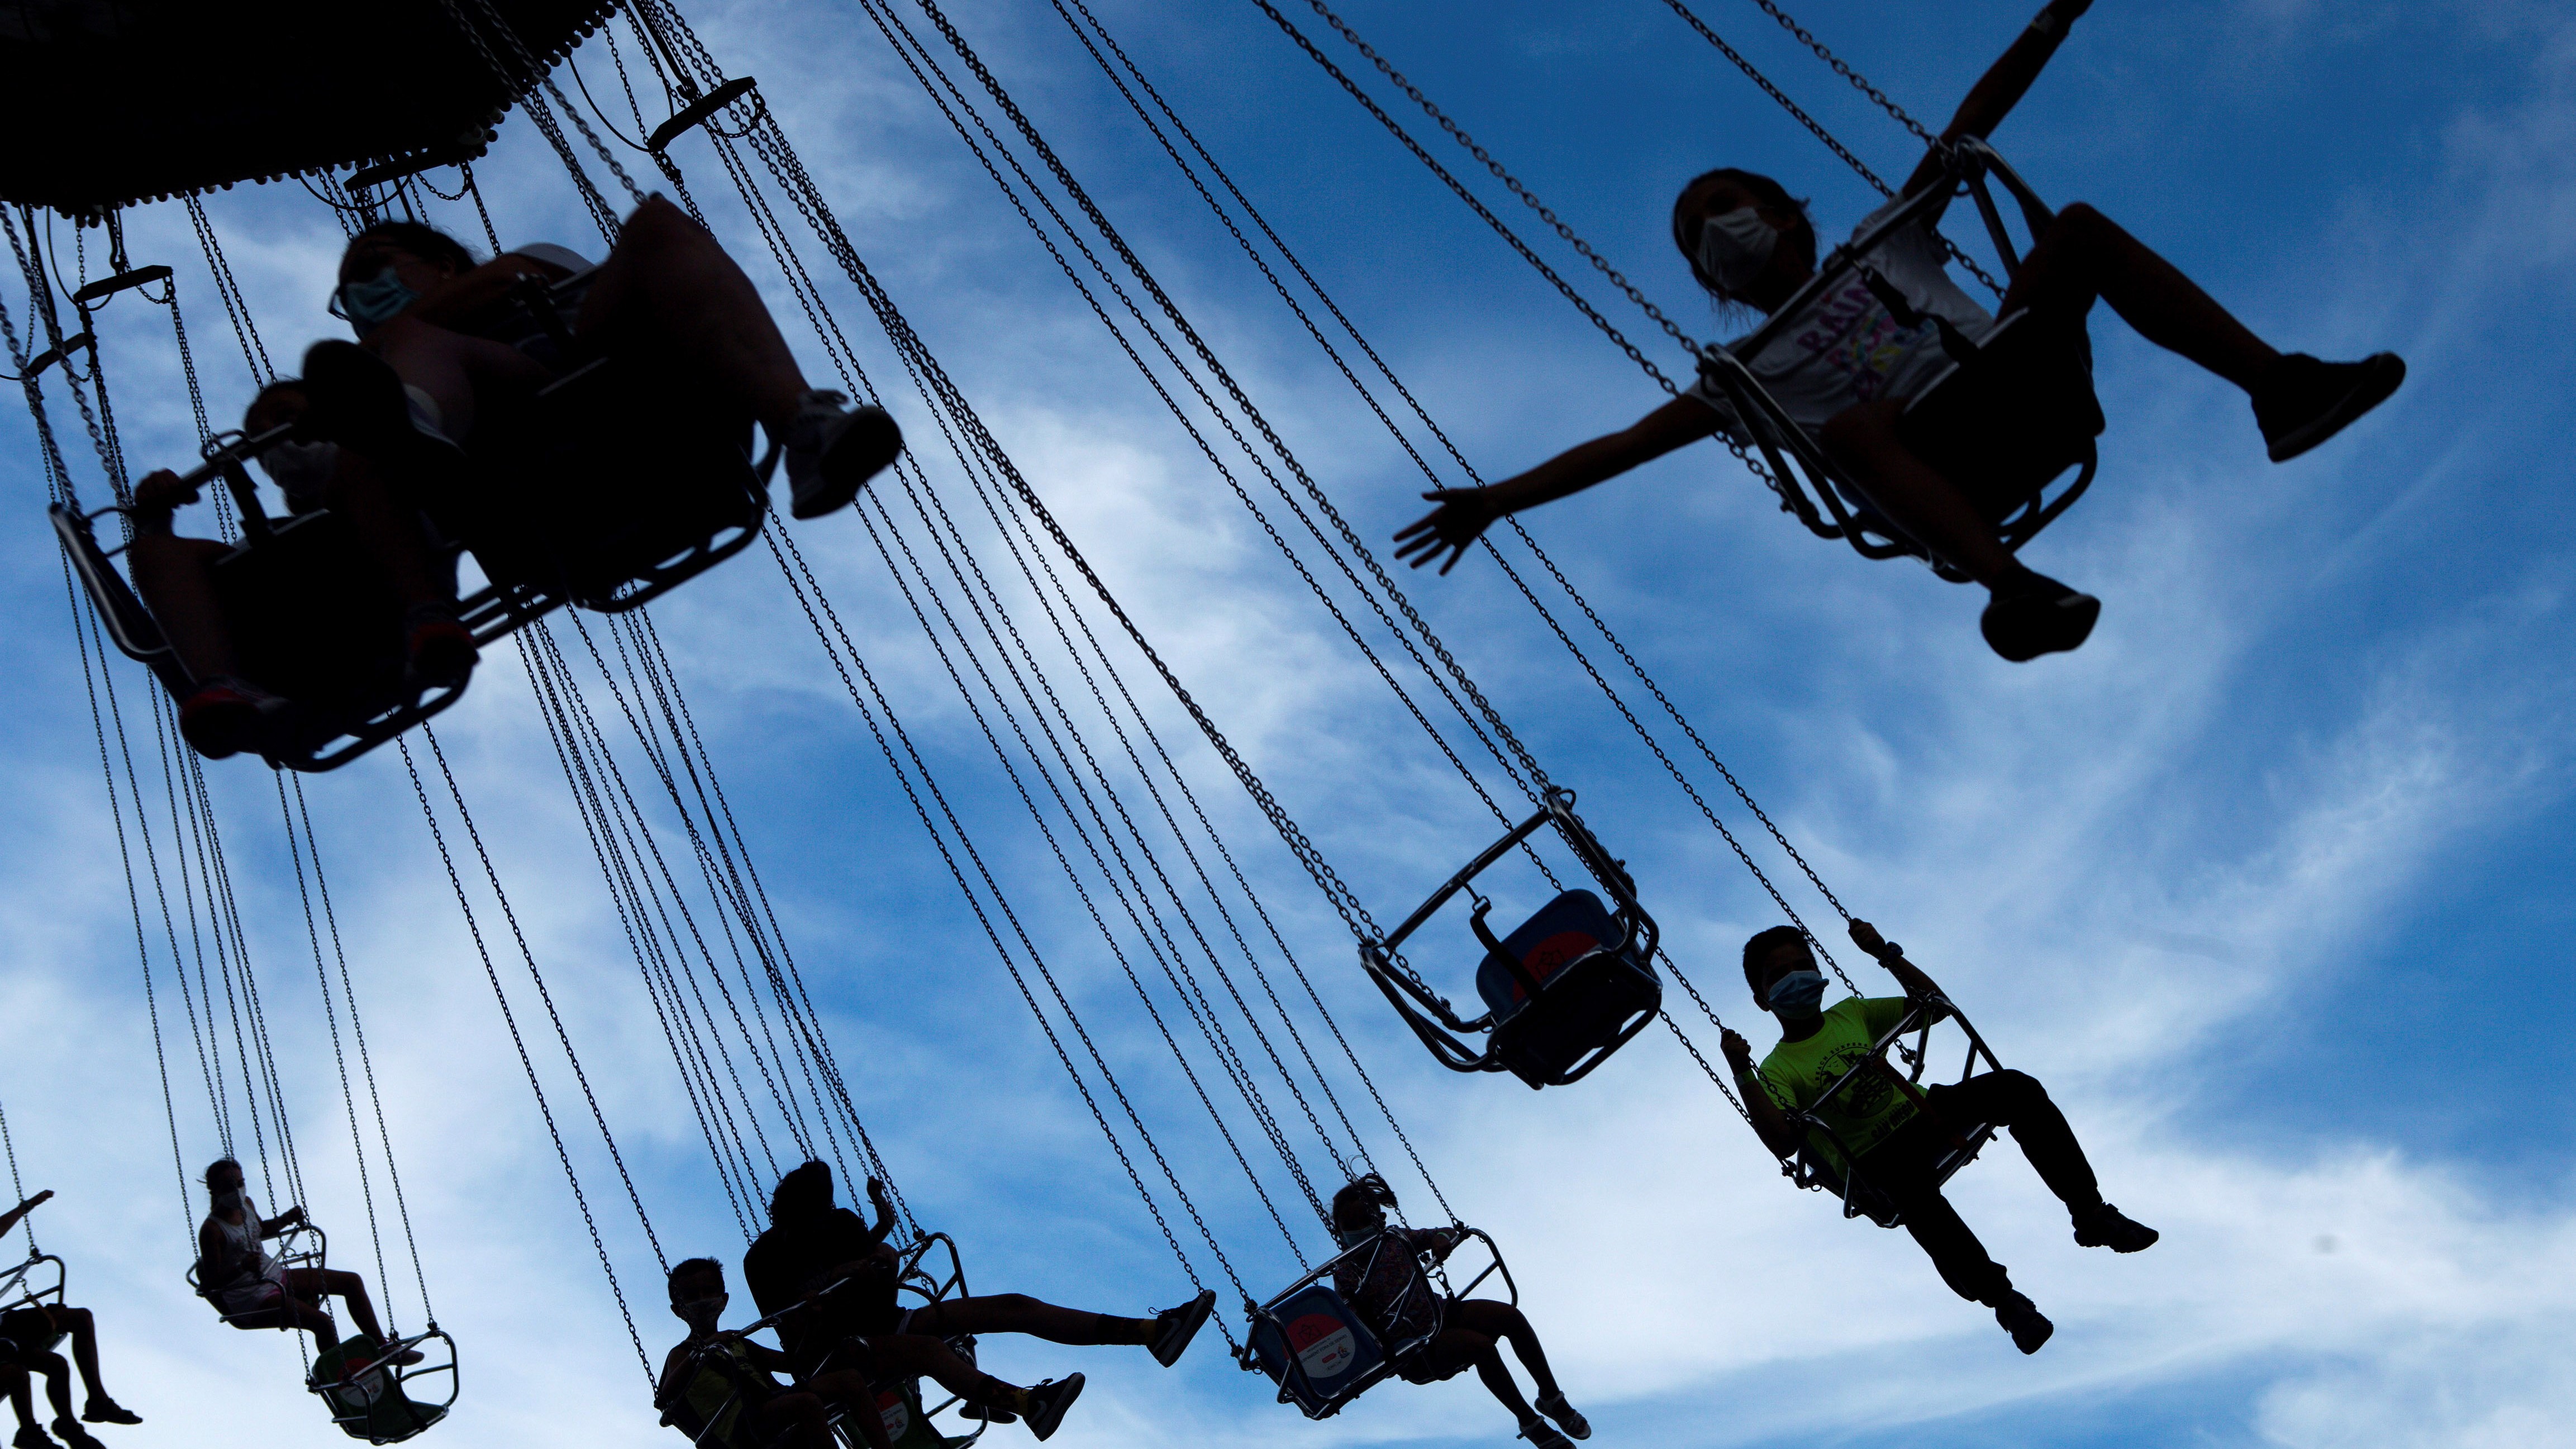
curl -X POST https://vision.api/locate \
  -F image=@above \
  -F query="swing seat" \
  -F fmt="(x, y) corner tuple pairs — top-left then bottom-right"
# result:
(436, 354), (768, 614)
(867, 1377), (969, 1449)
(1472, 890), (1663, 1089)
(1896, 308), (2103, 525)
(309, 1331), (456, 1445)
(1245, 1283), (1389, 1420)
(49, 502), (466, 772)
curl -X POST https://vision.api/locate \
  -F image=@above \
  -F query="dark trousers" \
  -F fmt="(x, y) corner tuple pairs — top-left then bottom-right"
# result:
(1859, 1069), (2102, 1305)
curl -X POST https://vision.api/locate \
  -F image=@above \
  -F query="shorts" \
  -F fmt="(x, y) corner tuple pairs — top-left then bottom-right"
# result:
(0, 1309), (62, 1357)
(212, 1272), (287, 1318)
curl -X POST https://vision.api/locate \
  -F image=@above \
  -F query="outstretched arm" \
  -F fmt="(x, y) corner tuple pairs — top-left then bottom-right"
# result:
(1393, 395), (1723, 573)
(0, 1190), (50, 1243)
(1848, 919), (1954, 1027)
(1901, 1), (2093, 199)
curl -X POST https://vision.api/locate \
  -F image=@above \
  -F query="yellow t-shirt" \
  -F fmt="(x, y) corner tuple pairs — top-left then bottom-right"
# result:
(1756, 995), (1919, 1171)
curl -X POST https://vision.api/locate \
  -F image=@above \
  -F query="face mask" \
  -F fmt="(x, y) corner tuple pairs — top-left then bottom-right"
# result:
(673, 1295), (726, 1333)
(337, 266), (419, 335)
(259, 439), (340, 509)
(1332, 1224), (1378, 1248)
(1696, 207), (1780, 293)
(1766, 967), (1827, 1016)
(211, 1189), (243, 1214)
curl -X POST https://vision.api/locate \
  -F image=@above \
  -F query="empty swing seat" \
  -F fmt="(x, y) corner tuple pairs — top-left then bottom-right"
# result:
(1246, 1283), (1388, 1419)
(1472, 889), (1663, 1089)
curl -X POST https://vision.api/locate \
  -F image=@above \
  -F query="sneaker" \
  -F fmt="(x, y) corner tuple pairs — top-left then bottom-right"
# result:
(178, 675), (292, 760)
(2255, 352), (2405, 463)
(387, 1347), (426, 1367)
(78, 1402), (141, 1428)
(46, 1423), (99, 1449)
(778, 390), (902, 519)
(1021, 1375), (1084, 1442)
(14, 1427), (58, 1449)
(1979, 571), (2101, 662)
(956, 1403), (1018, 1425)
(402, 604), (479, 693)
(299, 341), (473, 489)
(1535, 1390), (1591, 1440)
(1148, 1288), (1216, 1367)
(1994, 1293), (2054, 1355)
(2073, 1201), (2161, 1253)
(1518, 1418), (1576, 1449)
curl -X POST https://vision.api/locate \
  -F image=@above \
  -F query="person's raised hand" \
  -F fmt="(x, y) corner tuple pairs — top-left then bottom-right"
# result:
(1847, 918), (1891, 957)
(131, 469), (199, 520)
(866, 1176), (893, 1213)
(1392, 489), (1501, 575)
(2044, 0), (2094, 22)
(25, 1190), (51, 1210)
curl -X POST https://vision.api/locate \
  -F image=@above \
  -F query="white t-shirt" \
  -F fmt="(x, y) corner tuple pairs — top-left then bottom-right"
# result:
(1687, 196), (1994, 439)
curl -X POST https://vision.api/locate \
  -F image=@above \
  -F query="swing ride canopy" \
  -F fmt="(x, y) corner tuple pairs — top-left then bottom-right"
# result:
(0, 0), (616, 213)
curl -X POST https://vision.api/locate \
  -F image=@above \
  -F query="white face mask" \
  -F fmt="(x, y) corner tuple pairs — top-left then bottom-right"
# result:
(259, 439), (341, 511)
(1696, 206), (1780, 293)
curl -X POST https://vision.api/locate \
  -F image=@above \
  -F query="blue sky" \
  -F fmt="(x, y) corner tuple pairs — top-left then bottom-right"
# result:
(2, 2), (2570, 1447)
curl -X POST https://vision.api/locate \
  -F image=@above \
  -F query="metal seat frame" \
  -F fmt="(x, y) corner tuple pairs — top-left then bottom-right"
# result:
(1694, 137), (2099, 581)
(0, 1250), (67, 1348)
(1240, 1226), (1515, 1421)
(1779, 992), (2006, 1229)
(1359, 789), (1661, 1087)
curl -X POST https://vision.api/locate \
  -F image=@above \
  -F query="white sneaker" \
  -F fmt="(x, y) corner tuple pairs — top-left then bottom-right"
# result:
(776, 390), (901, 519)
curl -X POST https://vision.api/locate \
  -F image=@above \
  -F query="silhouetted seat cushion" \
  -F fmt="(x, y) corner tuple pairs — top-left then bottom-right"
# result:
(210, 510), (415, 751)
(434, 352), (763, 612)
(1471, 889), (1661, 1088)
(310, 1337), (448, 1443)
(1896, 309), (2102, 522)
(1475, 890), (1622, 1019)
(1248, 1284), (1385, 1415)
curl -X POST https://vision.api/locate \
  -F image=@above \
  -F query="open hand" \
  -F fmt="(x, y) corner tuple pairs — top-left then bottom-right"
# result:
(1392, 489), (1503, 575)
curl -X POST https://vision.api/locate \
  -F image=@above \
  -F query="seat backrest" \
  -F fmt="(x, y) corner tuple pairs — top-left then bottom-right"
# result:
(1475, 890), (1621, 1018)
(1248, 1283), (1385, 1417)
(311, 1339), (447, 1443)
(1898, 310), (2104, 523)
(870, 1379), (951, 1449)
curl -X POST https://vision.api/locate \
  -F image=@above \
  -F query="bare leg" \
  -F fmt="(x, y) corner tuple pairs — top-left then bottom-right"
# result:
(127, 535), (240, 682)
(29, 1357), (67, 1421)
(902, 1294), (1147, 1348)
(1450, 1300), (1561, 1401)
(2003, 203), (2280, 392)
(855, 1335), (1031, 1413)
(577, 197), (812, 433)
(1822, 399), (2023, 586)
(284, 1269), (387, 1345)
(3, 1364), (30, 1429)
(318, 454), (450, 612)
(49, 1312), (106, 1405)
(363, 316), (553, 445)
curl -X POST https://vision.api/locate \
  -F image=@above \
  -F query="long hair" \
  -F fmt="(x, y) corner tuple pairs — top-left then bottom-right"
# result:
(1670, 168), (1815, 302)
(1330, 1174), (1397, 1232)
(1740, 925), (1810, 1000)
(769, 1160), (833, 1225)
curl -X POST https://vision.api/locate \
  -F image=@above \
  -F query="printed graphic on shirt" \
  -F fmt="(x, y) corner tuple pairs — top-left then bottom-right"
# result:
(1793, 276), (1942, 405)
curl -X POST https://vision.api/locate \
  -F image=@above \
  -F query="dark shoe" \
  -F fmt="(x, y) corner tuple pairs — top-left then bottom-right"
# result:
(1979, 572), (2101, 662)
(178, 675), (292, 760)
(2073, 1201), (2161, 1253)
(779, 390), (902, 519)
(15, 1426), (58, 1449)
(46, 1422), (100, 1449)
(1148, 1288), (1216, 1367)
(299, 340), (473, 487)
(78, 1402), (140, 1427)
(2255, 352), (2405, 463)
(402, 605), (479, 693)
(1518, 1419), (1576, 1449)
(1994, 1293), (2054, 1355)
(1535, 1390), (1591, 1440)
(1021, 1375), (1083, 1442)
(956, 1403), (1018, 1425)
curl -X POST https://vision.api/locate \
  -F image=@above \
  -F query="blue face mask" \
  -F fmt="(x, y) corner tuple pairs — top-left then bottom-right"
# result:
(1766, 968), (1827, 1017)
(336, 266), (418, 336)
